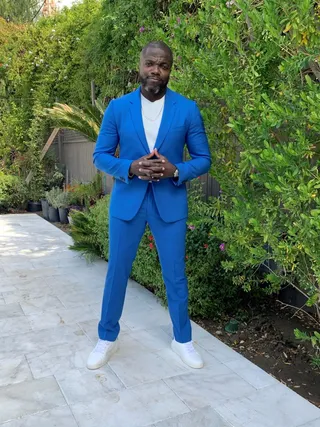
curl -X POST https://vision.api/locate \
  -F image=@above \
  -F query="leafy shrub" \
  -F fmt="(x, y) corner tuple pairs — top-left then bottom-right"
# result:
(0, 171), (28, 211)
(55, 191), (70, 209)
(69, 209), (101, 261)
(45, 187), (63, 209)
(68, 174), (102, 208)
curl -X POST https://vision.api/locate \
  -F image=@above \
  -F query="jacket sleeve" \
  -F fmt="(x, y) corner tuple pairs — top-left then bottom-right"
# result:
(93, 100), (132, 184)
(172, 102), (211, 186)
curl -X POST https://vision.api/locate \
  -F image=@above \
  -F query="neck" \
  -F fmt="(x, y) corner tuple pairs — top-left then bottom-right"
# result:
(141, 86), (166, 102)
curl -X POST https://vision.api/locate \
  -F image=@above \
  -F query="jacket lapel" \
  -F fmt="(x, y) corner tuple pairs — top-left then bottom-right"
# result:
(154, 88), (176, 152)
(129, 87), (149, 154)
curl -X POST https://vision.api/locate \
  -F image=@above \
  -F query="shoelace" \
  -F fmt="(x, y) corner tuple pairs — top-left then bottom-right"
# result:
(185, 342), (197, 354)
(93, 339), (111, 354)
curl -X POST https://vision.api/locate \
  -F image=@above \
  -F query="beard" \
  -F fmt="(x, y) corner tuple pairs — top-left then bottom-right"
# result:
(139, 75), (168, 95)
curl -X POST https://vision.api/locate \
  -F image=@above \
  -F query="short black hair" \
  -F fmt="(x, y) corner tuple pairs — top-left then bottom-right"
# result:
(141, 41), (173, 64)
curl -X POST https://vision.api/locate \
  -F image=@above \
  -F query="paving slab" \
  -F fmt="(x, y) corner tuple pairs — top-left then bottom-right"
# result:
(0, 213), (319, 427)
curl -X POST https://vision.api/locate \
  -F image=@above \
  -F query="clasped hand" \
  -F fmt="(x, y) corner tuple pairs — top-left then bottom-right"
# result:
(129, 149), (176, 181)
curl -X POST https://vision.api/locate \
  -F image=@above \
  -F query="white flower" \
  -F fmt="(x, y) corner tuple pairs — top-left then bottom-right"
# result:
(29, 51), (33, 54)
(30, 88), (34, 91)
(52, 29), (55, 32)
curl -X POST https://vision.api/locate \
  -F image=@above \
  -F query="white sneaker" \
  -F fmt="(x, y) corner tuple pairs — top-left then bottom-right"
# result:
(86, 339), (118, 370)
(171, 339), (204, 369)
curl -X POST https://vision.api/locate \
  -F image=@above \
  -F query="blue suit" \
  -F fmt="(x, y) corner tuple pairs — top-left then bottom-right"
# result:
(93, 87), (211, 343)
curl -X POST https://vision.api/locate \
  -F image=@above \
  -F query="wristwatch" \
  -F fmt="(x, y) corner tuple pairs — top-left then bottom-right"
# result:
(173, 168), (179, 179)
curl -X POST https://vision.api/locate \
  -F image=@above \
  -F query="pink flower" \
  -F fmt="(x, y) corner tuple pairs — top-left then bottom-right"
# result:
(177, 17), (181, 24)
(139, 27), (145, 33)
(185, 255), (189, 260)
(204, 243), (208, 249)
(188, 225), (195, 231)
(148, 235), (153, 241)
(149, 243), (154, 249)
(219, 243), (225, 251)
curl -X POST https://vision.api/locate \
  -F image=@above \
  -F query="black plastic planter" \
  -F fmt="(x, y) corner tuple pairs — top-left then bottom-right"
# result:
(41, 199), (49, 220)
(58, 207), (69, 224)
(48, 206), (59, 222)
(27, 201), (42, 212)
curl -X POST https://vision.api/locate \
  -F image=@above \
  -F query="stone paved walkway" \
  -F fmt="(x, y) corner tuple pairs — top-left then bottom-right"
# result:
(0, 213), (319, 427)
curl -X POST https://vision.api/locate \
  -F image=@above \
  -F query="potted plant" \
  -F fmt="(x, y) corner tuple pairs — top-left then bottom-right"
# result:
(45, 187), (62, 222)
(56, 191), (70, 224)
(26, 183), (44, 212)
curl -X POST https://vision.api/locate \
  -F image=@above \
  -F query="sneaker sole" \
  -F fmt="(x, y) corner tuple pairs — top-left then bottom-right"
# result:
(86, 341), (119, 370)
(171, 341), (204, 369)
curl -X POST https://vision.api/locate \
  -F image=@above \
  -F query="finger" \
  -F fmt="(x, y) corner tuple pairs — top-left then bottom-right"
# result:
(154, 149), (166, 162)
(144, 150), (156, 160)
(154, 149), (164, 159)
(148, 166), (166, 173)
(139, 160), (163, 167)
(138, 168), (153, 176)
(148, 173), (164, 178)
(138, 176), (160, 182)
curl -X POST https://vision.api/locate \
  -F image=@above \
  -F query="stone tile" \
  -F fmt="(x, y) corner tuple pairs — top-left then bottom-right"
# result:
(197, 335), (242, 363)
(71, 380), (189, 427)
(123, 296), (153, 314)
(56, 289), (102, 308)
(128, 327), (172, 352)
(149, 406), (233, 427)
(156, 344), (232, 377)
(108, 347), (187, 387)
(20, 295), (65, 315)
(121, 306), (171, 332)
(2, 267), (62, 281)
(27, 304), (100, 331)
(2, 288), (54, 305)
(297, 419), (320, 427)
(78, 319), (130, 343)
(0, 316), (33, 337)
(2, 262), (35, 276)
(31, 256), (87, 269)
(0, 355), (33, 387)
(0, 276), (47, 292)
(191, 320), (216, 341)
(0, 376), (67, 424)
(56, 367), (125, 404)
(0, 295), (5, 305)
(225, 357), (278, 389)
(0, 406), (78, 427)
(26, 341), (94, 379)
(0, 324), (90, 356)
(0, 303), (24, 319)
(215, 382), (320, 427)
(164, 371), (256, 410)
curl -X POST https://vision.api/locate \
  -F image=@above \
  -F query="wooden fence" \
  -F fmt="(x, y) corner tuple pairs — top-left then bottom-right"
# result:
(52, 129), (220, 198)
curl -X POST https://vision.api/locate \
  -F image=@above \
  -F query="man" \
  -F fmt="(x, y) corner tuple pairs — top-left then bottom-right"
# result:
(87, 41), (211, 370)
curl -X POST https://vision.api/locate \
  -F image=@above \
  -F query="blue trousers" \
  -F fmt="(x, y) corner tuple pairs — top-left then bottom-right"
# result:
(98, 185), (192, 343)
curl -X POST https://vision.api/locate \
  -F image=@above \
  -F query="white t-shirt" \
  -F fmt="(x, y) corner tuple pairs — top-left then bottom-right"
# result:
(141, 94), (165, 153)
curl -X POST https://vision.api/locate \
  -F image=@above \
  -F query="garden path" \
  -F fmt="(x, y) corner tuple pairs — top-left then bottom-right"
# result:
(0, 214), (319, 427)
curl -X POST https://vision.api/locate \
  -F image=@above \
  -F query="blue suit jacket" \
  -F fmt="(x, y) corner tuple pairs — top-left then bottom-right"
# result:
(93, 87), (211, 223)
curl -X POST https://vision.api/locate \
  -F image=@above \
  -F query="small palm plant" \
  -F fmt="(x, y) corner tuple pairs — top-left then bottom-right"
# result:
(43, 99), (106, 142)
